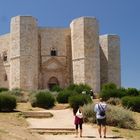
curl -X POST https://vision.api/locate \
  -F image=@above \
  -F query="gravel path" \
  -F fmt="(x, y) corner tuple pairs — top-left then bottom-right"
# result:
(27, 109), (126, 140)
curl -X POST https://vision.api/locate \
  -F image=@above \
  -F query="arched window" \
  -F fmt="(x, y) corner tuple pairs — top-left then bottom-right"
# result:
(50, 48), (57, 56)
(3, 51), (7, 62)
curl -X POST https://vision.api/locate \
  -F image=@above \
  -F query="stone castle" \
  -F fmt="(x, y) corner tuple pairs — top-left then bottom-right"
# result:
(0, 16), (121, 92)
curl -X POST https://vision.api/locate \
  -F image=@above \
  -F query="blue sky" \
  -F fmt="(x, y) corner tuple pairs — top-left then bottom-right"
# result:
(0, 0), (140, 89)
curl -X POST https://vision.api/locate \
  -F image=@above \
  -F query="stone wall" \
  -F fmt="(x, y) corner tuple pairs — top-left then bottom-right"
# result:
(100, 35), (121, 87)
(70, 17), (100, 92)
(39, 28), (71, 89)
(0, 34), (10, 88)
(99, 35), (108, 86)
(108, 35), (121, 87)
(0, 15), (121, 91)
(10, 16), (39, 90)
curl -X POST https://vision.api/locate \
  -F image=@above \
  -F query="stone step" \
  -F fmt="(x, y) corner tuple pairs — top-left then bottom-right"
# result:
(22, 111), (53, 118)
(29, 128), (75, 135)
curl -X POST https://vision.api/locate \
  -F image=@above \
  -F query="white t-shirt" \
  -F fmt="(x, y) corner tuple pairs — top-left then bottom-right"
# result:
(94, 102), (107, 119)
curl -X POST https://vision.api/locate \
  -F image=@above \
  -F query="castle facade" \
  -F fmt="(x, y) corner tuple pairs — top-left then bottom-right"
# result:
(0, 16), (121, 92)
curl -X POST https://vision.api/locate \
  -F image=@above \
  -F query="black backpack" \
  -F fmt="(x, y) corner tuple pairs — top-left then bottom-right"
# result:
(98, 104), (105, 116)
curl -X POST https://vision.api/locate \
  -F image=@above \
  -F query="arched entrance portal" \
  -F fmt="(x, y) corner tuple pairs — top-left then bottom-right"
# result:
(48, 77), (59, 90)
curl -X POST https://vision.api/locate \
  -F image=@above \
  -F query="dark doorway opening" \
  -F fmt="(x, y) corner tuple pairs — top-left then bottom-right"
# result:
(48, 77), (59, 90)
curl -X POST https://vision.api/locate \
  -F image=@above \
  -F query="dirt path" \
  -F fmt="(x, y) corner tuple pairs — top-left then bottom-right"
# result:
(27, 109), (126, 140)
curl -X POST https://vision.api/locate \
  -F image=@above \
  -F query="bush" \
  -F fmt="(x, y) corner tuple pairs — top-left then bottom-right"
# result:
(68, 94), (92, 109)
(122, 96), (140, 112)
(101, 83), (117, 91)
(67, 83), (91, 95)
(0, 92), (17, 112)
(100, 88), (119, 101)
(106, 105), (136, 129)
(100, 83), (128, 100)
(107, 98), (121, 105)
(82, 103), (96, 123)
(57, 90), (73, 103)
(117, 87), (127, 98)
(82, 103), (136, 129)
(51, 85), (62, 92)
(0, 87), (9, 92)
(31, 91), (55, 109)
(127, 88), (139, 96)
(8, 88), (28, 102)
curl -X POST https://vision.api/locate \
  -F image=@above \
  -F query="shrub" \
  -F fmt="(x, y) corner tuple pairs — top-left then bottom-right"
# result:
(82, 103), (136, 129)
(100, 88), (119, 101)
(8, 88), (28, 102)
(106, 105), (136, 129)
(32, 91), (55, 109)
(0, 87), (9, 92)
(0, 92), (17, 112)
(67, 84), (78, 91)
(57, 90), (72, 103)
(107, 98), (121, 105)
(101, 82), (117, 91)
(67, 83), (91, 95)
(68, 94), (92, 109)
(100, 83), (127, 100)
(122, 96), (140, 112)
(51, 85), (62, 92)
(82, 103), (96, 123)
(117, 87), (127, 98)
(127, 88), (139, 96)
(100, 83), (119, 101)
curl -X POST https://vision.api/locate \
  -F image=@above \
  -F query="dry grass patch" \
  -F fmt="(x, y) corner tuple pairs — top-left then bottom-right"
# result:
(0, 103), (44, 140)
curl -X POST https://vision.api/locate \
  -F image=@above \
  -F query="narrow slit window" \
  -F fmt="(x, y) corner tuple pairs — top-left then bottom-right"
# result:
(3, 52), (8, 61)
(4, 74), (7, 81)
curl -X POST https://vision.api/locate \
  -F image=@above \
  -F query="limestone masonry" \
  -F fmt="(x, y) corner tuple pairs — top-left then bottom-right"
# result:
(0, 16), (121, 92)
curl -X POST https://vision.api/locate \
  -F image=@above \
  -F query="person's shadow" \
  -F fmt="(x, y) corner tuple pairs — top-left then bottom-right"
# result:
(82, 136), (124, 139)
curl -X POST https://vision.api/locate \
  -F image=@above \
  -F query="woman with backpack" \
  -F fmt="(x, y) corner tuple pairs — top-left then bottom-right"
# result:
(73, 106), (83, 138)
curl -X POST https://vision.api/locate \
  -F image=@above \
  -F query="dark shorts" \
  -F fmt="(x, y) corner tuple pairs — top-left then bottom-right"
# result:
(96, 118), (106, 126)
(75, 124), (82, 130)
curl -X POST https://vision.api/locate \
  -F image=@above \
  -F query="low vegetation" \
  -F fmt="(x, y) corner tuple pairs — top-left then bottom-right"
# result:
(82, 103), (136, 129)
(69, 94), (92, 109)
(0, 92), (17, 112)
(122, 96), (140, 112)
(30, 90), (55, 109)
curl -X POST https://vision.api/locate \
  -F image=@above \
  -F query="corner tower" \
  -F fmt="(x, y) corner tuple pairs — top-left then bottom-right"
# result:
(100, 35), (121, 87)
(70, 17), (100, 92)
(10, 16), (38, 90)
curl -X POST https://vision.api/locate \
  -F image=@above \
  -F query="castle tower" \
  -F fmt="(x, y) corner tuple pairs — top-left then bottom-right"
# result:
(70, 17), (100, 92)
(100, 35), (121, 87)
(10, 16), (38, 90)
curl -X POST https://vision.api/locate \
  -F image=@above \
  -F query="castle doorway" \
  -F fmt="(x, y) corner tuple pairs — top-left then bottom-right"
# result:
(48, 77), (59, 90)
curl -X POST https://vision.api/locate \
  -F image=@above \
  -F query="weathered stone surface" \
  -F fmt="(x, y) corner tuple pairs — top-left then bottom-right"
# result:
(0, 16), (121, 92)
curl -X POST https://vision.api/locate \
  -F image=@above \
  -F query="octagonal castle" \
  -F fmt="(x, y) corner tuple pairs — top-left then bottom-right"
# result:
(0, 16), (121, 92)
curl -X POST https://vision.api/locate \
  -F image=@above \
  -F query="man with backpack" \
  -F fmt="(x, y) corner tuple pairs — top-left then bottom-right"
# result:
(94, 98), (107, 138)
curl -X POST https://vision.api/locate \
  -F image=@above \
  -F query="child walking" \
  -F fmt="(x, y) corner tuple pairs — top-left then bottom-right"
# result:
(73, 106), (83, 138)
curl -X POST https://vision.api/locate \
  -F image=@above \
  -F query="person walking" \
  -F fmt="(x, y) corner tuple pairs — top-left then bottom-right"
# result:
(94, 98), (107, 138)
(73, 106), (83, 138)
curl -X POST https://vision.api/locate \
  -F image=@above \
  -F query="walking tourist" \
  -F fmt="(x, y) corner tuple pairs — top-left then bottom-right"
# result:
(73, 106), (83, 138)
(94, 98), (107, 138)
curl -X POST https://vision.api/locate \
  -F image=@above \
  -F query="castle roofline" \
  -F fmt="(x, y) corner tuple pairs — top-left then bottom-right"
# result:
(100, 34), (120, 38)
(70, 16), (98, 27)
